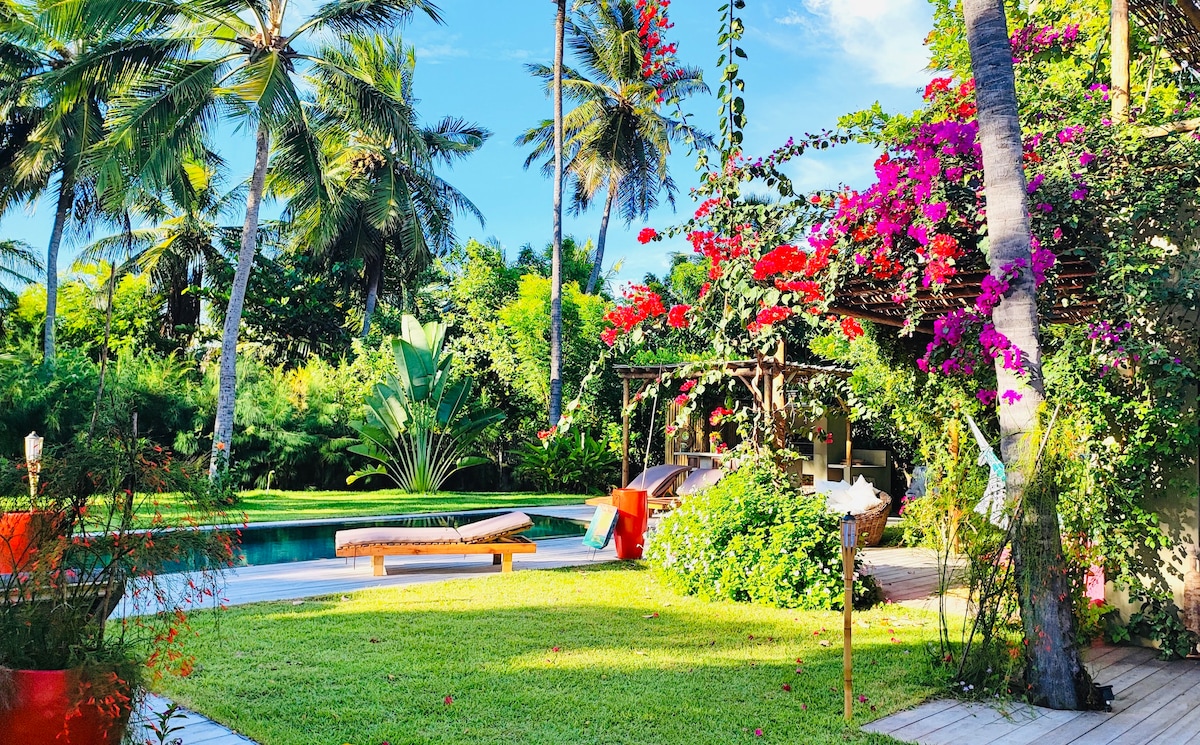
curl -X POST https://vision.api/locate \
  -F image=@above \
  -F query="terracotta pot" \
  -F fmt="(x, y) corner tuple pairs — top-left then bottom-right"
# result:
(0, 510), (57, 574)
(0, 669), (130, 745)
(611, 488), (649, 560)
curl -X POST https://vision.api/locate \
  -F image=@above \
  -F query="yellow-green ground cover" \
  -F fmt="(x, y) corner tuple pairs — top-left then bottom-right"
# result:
(161, 564), (944, 744)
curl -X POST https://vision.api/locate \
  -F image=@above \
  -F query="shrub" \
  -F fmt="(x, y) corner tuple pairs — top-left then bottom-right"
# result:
(513, 428), (620, 494)
(646, 454), (879, 609)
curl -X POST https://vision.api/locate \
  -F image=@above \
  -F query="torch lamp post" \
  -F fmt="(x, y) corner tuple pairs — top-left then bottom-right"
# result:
(841, 511), (857, 722)
(24, 431), (43, 500)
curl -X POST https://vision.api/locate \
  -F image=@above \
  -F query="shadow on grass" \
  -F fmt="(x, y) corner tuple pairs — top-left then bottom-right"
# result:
(160, 565), (944, 745)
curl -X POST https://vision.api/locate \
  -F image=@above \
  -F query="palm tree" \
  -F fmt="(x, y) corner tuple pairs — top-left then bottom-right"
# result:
(81, 0), (443, 473)
(293, 37), (488, 338)
(0, 0), (126, 364)
(549, 0), (567, 427)
(0, 238), (41, 311)
(519, 0), (708, 295)
(962, 0), (1089, 709)
(77, 154), (244, 345)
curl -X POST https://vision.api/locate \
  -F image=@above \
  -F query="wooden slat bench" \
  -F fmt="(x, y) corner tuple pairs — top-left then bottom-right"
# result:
(336, 536), (537, 575)
(334, 512), (538, 576)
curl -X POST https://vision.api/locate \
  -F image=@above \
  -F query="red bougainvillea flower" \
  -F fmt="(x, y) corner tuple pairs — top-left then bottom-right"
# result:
(667, 304), (691, 328)
(709, 406), (733, 426)
(537, 426), (557, 441)
(673, 394), (690, 406)
(679, 379), (696, 392)
(754, 305), (791, 327)
(637, 227), (659, 244)
(840, 317), (864, 340)
(601, 284), (666, 345)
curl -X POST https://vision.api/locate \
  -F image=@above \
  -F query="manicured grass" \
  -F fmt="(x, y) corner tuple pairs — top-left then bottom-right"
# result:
(161, 564), (945, 744)
(145, 489), (584, 526)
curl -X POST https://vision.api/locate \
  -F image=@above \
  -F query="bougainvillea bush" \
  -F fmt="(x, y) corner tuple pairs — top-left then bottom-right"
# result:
(601, 0), (1198, 657)
(646, 453), (879, 609)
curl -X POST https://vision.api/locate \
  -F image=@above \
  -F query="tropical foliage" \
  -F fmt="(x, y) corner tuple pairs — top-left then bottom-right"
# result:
(348, 316), (504, 493)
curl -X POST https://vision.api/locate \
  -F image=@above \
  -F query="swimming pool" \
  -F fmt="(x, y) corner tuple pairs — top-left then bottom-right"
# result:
(226, 511), (588, 567)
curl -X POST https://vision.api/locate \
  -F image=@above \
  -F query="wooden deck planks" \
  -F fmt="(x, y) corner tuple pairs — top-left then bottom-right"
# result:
(866, 652), (1200, 745)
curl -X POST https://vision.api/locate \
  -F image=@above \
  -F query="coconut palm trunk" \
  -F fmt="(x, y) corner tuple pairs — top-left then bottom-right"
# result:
(42, 173), (74, 365)
(361, 256), (382, 338)
(548, 0), (566, 426)
(586, 177), (617, 294)
(210, 123), (271, 474)
(963, 0), (1090, 710)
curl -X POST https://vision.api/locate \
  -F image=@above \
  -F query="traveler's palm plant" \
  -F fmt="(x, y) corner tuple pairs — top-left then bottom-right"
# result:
(348, 316), (503, 492)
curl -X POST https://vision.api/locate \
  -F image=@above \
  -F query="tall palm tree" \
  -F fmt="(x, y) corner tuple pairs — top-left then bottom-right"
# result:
(962, 0), (1089, 709)
(0, 0), (131, 364)
(519, 0), (708, 294)
(81, 0), (443, 473)
(293, 36), (488, 338)
(549, 0), (567, 427)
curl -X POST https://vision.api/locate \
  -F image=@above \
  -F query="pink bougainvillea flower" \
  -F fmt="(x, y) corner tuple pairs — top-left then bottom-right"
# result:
(754, 728), (764, 737)
(1079, 151), (1096, 167)
(444, 695), (453, 705)
(858, 694), (869, 704)
(1001, 389), (1023, 405)
(637, 227), (659, 244)
(710, 407), (733, 426)
(976, 389), (997, 406)
(673, 394), (690, 406)
(679, 379), (697, 392)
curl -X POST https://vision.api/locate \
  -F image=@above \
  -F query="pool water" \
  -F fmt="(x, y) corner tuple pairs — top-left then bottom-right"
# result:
(227, 512), (588, 567)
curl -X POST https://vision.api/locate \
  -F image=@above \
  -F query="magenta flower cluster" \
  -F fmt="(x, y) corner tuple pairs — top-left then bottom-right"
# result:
(1010, 22), (1080, 62)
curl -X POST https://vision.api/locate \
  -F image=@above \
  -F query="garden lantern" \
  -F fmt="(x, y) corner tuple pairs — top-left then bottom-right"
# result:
(24, 432), (43, 498)
(841, 511), (857, 721)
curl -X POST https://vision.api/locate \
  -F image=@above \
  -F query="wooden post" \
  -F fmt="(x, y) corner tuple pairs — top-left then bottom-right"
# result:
(621, 378), (630, 487)
(771, 341), (786, 449)
(1111, 0), (1130, 122)
(843, 544), (854, 721)
(845, 418), (853, 479)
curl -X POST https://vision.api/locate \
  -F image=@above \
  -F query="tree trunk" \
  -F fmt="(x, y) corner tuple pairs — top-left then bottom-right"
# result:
(210, 123), (271, 475)
(586, 177), (618, 295)
(43, 173), (74, 365)
(361, 257), (382, 338)
(962, 0), (1090, 710)
(548, 0), (566, 426)
(90, 261), (118, 435)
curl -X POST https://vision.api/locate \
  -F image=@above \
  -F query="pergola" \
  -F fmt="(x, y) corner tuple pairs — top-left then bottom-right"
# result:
(613, 352), (850, 487)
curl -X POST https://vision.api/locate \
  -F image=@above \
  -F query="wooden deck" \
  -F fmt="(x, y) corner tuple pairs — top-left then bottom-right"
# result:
(864, 638), (1200, 743)
(861, 545), (970, 616)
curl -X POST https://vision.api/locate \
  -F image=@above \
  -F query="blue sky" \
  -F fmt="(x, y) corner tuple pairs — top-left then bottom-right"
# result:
(0, 0), (935, 287)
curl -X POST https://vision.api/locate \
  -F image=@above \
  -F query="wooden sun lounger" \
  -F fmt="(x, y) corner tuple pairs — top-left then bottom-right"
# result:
(334, 512), (538, 576)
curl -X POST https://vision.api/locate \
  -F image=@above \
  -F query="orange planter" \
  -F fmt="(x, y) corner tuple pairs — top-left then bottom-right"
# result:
(611, 488), (649, 560)
(0, 510), (50, 574)
(0, 669), (130, 745)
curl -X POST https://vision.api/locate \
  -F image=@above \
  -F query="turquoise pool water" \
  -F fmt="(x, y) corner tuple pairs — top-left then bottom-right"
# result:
(228, 511), (587, 567)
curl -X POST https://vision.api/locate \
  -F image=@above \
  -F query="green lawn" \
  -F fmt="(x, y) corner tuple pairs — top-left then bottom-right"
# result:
(161, 564), (945, 745)
(145, 490), (584, 526)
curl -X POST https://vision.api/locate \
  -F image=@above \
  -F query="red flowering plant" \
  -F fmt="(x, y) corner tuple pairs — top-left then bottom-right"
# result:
(0, 425), (236, 739)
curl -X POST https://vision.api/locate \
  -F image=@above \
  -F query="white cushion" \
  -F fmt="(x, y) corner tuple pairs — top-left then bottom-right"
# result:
(825, 477), (880, 515)
(455, 512), (533, 544)
(335, 527), (461, 549)
(813, 479), (850, 495)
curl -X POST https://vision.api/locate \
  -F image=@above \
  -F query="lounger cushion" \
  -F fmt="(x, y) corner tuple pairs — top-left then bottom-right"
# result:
(677, 468), (724, 495)
(335, 527), (461, 550)
(455, 511), (534, 544)
(626, 464), (690, 497)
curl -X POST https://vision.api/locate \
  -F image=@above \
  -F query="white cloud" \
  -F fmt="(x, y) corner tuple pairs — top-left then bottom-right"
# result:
(787, 0), (933, 88)
(415, 41), (470, 63)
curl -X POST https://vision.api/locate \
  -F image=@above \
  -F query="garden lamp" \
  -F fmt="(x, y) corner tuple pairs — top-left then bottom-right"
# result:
(24, 431), (43, 498)
(841, 511), (857, 721)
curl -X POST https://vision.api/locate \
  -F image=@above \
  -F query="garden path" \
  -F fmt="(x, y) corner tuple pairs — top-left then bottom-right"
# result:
(864, 644), (1200, 744)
